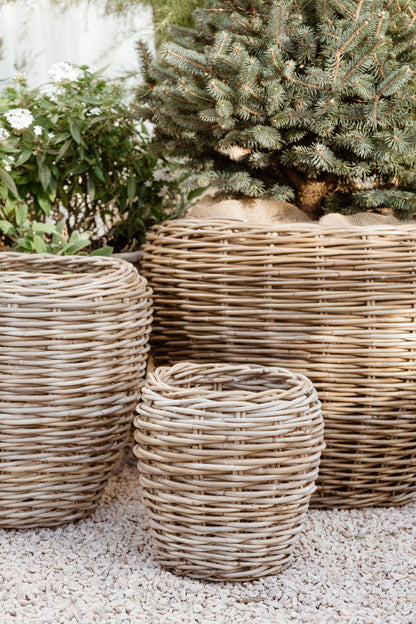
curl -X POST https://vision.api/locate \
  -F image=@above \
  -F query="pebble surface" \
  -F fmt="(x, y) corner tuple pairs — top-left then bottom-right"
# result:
(0, 454), (415, 624)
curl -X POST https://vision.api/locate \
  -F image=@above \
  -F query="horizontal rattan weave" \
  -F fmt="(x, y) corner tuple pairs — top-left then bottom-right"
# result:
(143, 218), (416, 508)
(134, 362), (324, 581)
(0, 253), (152, 528)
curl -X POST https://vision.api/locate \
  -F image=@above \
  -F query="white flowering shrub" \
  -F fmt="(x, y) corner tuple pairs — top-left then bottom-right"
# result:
(4, 108), (34, 130)
(48, 62), (84, 83)
(0, 64), (189, 253)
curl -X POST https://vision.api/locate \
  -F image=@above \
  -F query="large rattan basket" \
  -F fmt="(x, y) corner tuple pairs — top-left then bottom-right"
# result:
(0, 253), (152, 528)
(143, 218), (416, 508)
(134, 362), (324, 581)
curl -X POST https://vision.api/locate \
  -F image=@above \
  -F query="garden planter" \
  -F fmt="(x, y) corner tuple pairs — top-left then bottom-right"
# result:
(143, 218), (416, 508)
(0, 253), (152, 528)
(134, 362), (324, 580)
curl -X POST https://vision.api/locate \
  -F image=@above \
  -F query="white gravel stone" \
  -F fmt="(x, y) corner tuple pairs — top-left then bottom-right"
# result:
(0, 454), (415, 624)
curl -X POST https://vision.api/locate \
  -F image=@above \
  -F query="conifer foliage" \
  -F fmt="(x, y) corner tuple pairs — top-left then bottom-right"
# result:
(137, 0), (416, 219)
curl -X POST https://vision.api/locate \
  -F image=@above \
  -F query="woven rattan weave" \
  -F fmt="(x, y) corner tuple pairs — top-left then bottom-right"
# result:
(143, 218), (416, 508)
(134, 362), (324, 581)
(0, 253), (152, 528)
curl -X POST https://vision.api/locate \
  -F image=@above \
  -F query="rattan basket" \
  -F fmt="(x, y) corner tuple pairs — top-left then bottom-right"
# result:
(134, 362), (324, 581)
(143, 218), (416, 508)
(0, 253), (152, 528)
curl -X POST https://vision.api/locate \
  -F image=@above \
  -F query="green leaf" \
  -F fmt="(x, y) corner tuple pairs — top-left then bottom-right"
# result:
(69, 163), (88, 175)
(94, 165), (106, 183)
(187, 187), (205, 201)
(33, 235), (48, 254)
(61, 239), (91, 254)
(52, 232), (66, 247)
(15, 204), (28, 226)
(55, 139), (72, 163)
(87, 176), (95, 201)
(32, 222), (57, 234)
(82, 96), (102, 105)
(37, 195), (52, 214)
(0, 169), (20, 199)
(55, 220), (65, 235)
(69, 119), (82, 144)
(38, 163), (52, 190)
(0, 219), (16, 235)
(90, 246), (113, 256)
(16, 237), (34, 251)
(4, 196), (18, 216)
(69, 230), (80, 241)
(15, 150), (33, 167)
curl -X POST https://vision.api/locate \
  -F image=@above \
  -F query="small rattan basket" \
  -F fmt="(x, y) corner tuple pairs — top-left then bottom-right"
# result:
(143, 218), (416, 508)
(134, 362), (324, 581)
(0, 253), (152, 528)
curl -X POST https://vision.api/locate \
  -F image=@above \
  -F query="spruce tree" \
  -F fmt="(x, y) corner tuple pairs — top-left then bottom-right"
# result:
(136, 0), (416, 220)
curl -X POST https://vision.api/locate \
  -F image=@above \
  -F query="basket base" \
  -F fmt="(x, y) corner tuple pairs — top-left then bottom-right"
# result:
(0, 502), (99, 529)
(158, 563), (292, 582)
(154, 553), (293, 582)
(311, 486), (416, 508)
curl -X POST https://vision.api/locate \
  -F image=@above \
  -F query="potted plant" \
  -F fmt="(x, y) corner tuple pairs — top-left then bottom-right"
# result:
(0, 63), (187, 255)
(136, 0), (416, 508)
(0, 65), (158, 527)
(136, 0), (416, 220)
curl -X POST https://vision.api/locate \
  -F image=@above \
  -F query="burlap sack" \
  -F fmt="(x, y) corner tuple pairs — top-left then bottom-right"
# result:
(319, 212), (400, 226)
(189, 190), (402, 226)
(189, 192), (313, 223)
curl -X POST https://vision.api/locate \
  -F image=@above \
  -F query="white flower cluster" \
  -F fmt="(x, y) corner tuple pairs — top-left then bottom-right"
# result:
(87, 107), (102, 116)
(33, 125), (43, 137)
(119, 166), (130, 182)
(39, 83), (65, 102)
(12, 72), (27, 84)
(2, 155), (14, 171)
(157, 184), (170, 198)
(0, 126), (10, 142)
(4, 108), (34, 130)
(49, 62), (83, 84)
(153, 167), (172, 182)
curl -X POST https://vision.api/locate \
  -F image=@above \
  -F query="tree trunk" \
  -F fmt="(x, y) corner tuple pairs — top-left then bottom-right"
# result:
(283, 168), (335, 220)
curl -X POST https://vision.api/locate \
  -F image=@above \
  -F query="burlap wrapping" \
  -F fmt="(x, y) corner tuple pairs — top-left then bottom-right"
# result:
(189, 190), (401, 226)
(319, 211), (400, 226)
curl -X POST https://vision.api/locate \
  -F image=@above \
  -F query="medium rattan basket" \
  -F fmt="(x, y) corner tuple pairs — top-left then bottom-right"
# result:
(143, 218), (416, 508)
(134, 362), (324, 581)
(0, 253), (152, 528)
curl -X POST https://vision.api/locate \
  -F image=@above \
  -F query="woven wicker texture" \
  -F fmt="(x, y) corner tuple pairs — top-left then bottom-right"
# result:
(0, 253), (152, 528)
(143, 218), (416, 508)
(134, 362), (323, 581)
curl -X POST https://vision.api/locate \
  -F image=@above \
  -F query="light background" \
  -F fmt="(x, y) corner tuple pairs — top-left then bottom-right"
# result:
(0, 0), (154, 85)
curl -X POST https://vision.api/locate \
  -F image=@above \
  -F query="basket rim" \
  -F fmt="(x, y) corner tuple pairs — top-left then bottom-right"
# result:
(147, 217), (416, 237)
(0, 251), (132, 269)
(0, 251), (149, 291)
(144, 361), (316, 403)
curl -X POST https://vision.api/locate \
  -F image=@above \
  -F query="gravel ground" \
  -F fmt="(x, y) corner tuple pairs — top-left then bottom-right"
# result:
(0, 454), (415, 624)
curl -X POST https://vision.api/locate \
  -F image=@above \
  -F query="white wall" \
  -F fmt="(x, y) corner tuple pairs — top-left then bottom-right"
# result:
(0, 0), (154, 85)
